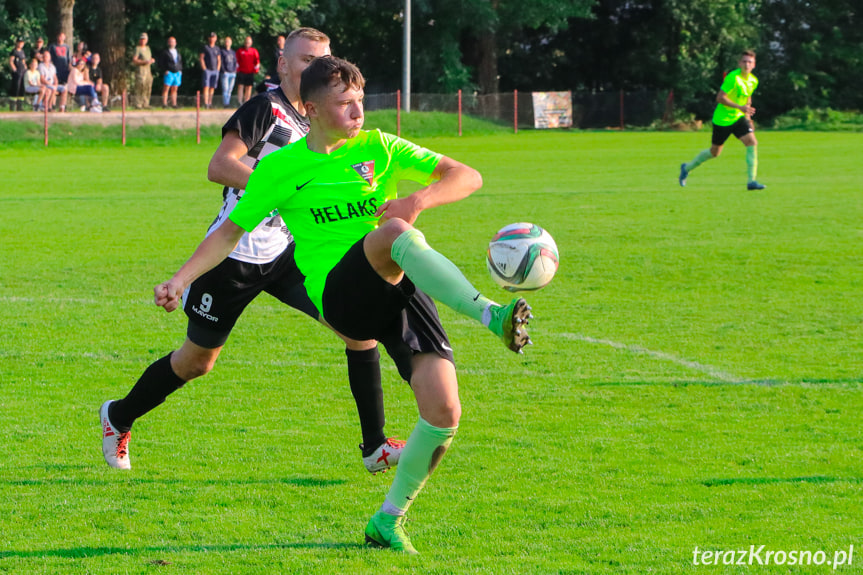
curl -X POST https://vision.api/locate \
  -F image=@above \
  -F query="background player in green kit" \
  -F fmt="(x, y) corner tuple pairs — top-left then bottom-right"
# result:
(153, 55), (532, 554)
(679, 50), (766, 191)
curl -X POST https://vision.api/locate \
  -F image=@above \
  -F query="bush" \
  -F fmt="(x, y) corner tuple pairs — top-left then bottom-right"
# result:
(772, 108), (863, 131)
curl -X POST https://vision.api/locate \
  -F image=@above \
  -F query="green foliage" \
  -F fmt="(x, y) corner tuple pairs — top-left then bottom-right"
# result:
(3, 0), (863, 121)
(299, 0), (592, 93)
(755, 0), (863, 119)
(69, 0), (313, 90)
(1, 132), (862, 573)
(771, 107), (863, 131)
(0, 2), (47, 89)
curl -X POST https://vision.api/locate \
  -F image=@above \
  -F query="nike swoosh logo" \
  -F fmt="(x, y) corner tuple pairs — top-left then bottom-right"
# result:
(296, 178), (314, 190)
(441, 343), (453, 352)
(473, 293), (481, 301)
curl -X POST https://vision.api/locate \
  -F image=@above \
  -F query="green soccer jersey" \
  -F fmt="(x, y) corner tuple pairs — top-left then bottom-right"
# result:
(230, 129), (442, 314)
(712, 68), (759, 126)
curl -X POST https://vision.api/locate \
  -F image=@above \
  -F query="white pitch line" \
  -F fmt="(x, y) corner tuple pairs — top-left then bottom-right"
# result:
(0, 295), (148, 306)
(561, 332), (744, 383)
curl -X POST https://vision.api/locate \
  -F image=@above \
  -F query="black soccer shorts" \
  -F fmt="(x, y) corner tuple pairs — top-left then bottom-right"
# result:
(712, 116), (754, 146)
(183, 242), (319, 348)
(321, 237), (455, 365)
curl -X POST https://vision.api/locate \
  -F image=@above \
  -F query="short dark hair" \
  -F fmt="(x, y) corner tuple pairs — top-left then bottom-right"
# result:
(300, 55), (365, 104)
(742, 50), (756, 59)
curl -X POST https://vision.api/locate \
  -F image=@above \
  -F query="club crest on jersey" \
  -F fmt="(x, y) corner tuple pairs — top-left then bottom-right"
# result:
(351, 161), (375, 186)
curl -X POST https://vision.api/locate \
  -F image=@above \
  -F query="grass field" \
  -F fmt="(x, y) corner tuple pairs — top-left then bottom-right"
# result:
(1, 126), (862, 574)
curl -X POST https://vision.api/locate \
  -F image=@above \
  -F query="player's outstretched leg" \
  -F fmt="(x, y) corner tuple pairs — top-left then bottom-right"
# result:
(389, 227), (533, 353)
(680, 149), (713, 186)
(487, 297), (533, 353)
(100, 351), (187, 469)
(100, 400), (131, 469)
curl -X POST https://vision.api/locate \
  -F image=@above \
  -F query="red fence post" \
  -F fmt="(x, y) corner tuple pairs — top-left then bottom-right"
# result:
(457, 89), (462, 137)
(619, 89), (625, 130)
(196, 91), (201, 144)
(514, 89), (518, 134)
(396, 90), (401, 138)
(43, 101), (48, 146)
(663, 89), (675, 124)
(121, 90), (127, 146)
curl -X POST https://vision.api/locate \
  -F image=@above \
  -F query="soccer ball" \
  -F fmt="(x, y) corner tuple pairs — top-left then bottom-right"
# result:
(487, 222), (559, 291)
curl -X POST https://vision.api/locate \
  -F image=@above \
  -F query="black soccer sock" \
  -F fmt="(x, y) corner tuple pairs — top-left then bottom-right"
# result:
(109, 352), (186, 432)
(346, 347), (387, 456)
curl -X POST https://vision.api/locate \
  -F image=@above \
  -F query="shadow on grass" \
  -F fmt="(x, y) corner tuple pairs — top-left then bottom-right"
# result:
(702, 476), (863, 487)
(4, 477), (345, 487)
(0, 541), (366, 559)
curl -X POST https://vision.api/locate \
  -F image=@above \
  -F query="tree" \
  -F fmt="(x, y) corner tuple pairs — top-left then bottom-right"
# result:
(756, 0), (863, 118)
(92, 0), (125, 93)
(47, 0), (75, 41)
(298, 0), (592, 94)
(71, 0), (313, 98)
(467, 0), (594, 93)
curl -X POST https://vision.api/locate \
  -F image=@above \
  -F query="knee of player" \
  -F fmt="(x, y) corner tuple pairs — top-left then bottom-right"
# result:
(431, 400), (462, 428)
(710, 147), (722, 157)
(379, 217), (413, 236)
(174, 354), (217, 380)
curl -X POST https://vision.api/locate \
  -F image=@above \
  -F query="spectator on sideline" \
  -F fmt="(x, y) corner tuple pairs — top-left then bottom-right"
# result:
(271, 34), (285, 76)
(38, 51), (62, 111)
(235, 35), (259, 105)
(30, 37), (46, 62)
(132, 32), (155, 109)
(9, 38), (27, 110)
(24, 58), (46, 111)
(48, 32), (71, 84)
(88, 53), (111, 111)
(220, 36), (237, 107)
(159, 36), (183, 108)
(72, 41), (89, 66)
(67, 57), (100, 111)
(199, 32), (221, 109)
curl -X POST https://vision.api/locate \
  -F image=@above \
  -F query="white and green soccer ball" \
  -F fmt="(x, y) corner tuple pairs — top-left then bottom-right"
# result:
(486, 222), (559, 292)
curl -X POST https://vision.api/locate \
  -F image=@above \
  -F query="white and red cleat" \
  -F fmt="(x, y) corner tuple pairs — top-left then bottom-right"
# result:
(361, 437), (406, 475)
(100, 400), (131, 470)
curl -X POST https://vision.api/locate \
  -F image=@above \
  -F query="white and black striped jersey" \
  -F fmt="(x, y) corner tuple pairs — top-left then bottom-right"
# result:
(207, 87), (310, 264)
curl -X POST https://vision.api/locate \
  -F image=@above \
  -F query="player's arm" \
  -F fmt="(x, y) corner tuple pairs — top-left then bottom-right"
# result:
(716, 90), (755, 115)
(207, 130), (252, 188)
(375, 156), (482, 224)
(154, 220), (246, 312)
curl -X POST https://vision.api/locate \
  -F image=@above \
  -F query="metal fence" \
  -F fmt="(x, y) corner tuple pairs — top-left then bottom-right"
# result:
(364, 89), (670, 129)
(2, 88), (671, 130)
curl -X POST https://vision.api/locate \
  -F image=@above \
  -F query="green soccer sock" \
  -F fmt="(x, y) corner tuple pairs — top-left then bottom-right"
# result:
(685, 149), (713, 172)
(383, 417), (457, 515)
(391, 228), (496, 325)
(746, 145), (758, 182)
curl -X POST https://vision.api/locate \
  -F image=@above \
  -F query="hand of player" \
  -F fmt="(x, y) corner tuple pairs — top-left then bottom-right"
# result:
(375, 195), (422, 225)
(154, 278), (185, 312)
(742, 104), (755, 116)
